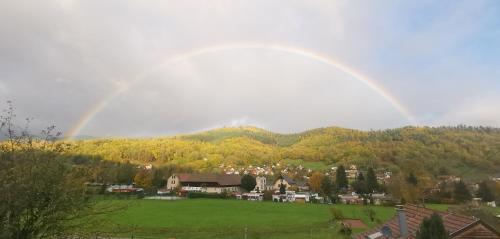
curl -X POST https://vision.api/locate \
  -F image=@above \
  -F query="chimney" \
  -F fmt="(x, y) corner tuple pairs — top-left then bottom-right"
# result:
(396, 205), (409, 238)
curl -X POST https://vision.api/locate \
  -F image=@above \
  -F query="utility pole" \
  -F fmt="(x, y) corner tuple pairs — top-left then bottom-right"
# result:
(244, 227), (248, 239)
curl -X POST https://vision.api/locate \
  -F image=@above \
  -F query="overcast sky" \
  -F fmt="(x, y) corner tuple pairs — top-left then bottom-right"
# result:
(1, 0), (499, 137)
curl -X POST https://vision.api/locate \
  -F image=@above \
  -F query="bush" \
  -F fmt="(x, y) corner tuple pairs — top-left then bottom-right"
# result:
(339, 223), (352, 237)
(263, 190), (273, 201)
(381, 200), (397, 207)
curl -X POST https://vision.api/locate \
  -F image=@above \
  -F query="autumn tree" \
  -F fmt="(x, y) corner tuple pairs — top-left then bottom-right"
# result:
(0, 102), (92, 238)
(309, 171), (325, 193)
(134, 169), (154, 190)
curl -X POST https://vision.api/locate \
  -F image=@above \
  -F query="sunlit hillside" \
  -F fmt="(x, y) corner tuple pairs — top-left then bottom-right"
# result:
(66, 125), (500, 180)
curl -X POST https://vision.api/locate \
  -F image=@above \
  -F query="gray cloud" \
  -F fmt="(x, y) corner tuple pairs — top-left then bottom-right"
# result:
(0, 0), (499, 137)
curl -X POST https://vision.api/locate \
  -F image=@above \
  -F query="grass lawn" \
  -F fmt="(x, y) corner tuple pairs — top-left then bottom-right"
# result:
(424, 203), (451, 212)
(89, 199), (395, 239)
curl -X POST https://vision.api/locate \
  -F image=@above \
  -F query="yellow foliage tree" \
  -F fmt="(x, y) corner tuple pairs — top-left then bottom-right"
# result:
(309, 171), (325, 193)
(134, 170), (154, 189)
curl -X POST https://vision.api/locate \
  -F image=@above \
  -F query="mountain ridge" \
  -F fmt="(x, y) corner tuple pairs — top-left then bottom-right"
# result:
(66, 125), (500, 180)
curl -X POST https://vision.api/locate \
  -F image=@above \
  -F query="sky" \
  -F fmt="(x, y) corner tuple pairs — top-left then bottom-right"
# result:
(0, 0), (499, 137)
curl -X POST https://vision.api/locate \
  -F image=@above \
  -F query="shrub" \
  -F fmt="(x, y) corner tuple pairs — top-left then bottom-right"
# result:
(263, 190), (273, 201)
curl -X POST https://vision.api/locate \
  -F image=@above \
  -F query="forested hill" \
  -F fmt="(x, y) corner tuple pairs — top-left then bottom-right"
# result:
(66, 126), (500, 180)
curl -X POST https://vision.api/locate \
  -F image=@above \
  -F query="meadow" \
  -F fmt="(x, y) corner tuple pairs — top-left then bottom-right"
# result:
(90, 199), (396, 239)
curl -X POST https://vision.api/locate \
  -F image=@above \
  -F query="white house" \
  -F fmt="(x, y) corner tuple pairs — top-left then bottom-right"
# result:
(255, 176), (267, 192)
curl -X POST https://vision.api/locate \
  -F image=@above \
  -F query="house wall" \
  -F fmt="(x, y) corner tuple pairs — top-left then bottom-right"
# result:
(205, 186), (240, 193)
(167, 174), (241, 193)
(273, 179), (292, 190)
(255, 176), (266, 191)
(166, 175), (180, 190)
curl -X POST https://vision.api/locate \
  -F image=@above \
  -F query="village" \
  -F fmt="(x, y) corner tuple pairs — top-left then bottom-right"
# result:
(104, 164), (389, 203)
(99, 163), (500, 238)
(103, 162), (499, 208)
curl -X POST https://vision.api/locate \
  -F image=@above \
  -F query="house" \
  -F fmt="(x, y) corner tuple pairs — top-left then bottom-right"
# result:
(354, 204), (500, 239)
(272, 191), (296, 202)
(296, 181), (310, 192)
(166, 173), (241, 193)
(346, 165), (359, 179)
(255, 176), (273, 191)
(273, 175), (297, 190)
(437, 175), (462, 183)
(370, 193), (393, 206)
(339, 193), (364, 204)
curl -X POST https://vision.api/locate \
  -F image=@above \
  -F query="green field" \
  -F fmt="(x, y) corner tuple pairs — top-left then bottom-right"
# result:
(90, 199), (396, 239)
(424, 204), (450, 212)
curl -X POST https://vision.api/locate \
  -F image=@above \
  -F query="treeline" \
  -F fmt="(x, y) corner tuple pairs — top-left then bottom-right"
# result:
(69, 155), (195, 192)
(63, 126), (500, 180)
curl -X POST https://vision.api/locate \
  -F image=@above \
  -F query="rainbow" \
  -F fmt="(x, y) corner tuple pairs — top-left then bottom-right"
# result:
(66, 43), (416, 138)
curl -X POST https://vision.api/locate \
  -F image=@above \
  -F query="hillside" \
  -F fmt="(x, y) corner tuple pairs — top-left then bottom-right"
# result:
(65, 126), (500, 180)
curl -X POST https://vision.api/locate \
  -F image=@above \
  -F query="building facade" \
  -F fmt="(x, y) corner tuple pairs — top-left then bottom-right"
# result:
(166, 173), (241, 193)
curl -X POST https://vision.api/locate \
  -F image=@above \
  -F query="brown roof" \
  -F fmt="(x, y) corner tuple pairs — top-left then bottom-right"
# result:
(176, 173), (241, 186)
(354, 204), (499, 239)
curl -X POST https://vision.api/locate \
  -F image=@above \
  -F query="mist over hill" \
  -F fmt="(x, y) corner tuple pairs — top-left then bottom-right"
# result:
(66, 125), (500, 180)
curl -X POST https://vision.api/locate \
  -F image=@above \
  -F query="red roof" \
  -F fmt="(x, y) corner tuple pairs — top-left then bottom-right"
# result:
(176, 173), (241, 186)
(354, 204), (499, 239)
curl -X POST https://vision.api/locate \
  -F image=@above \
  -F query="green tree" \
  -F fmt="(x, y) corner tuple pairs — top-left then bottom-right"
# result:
(366, 167), (379, 193)
(453, 181), (472, 203)
(476, 181), (495, 202)
(320, 176), (333, 199)
(352, 172), (368, 194)
(336, 165), (348, 191)
(363, 207), (376, 222)
(279, 182), (287, 194)
(116, 161), (136, 184)
(241, 174), (257, 192)
(152, 168), (166, 188)
(416, 213), (449, 239)
(407, 172), (418, 186)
